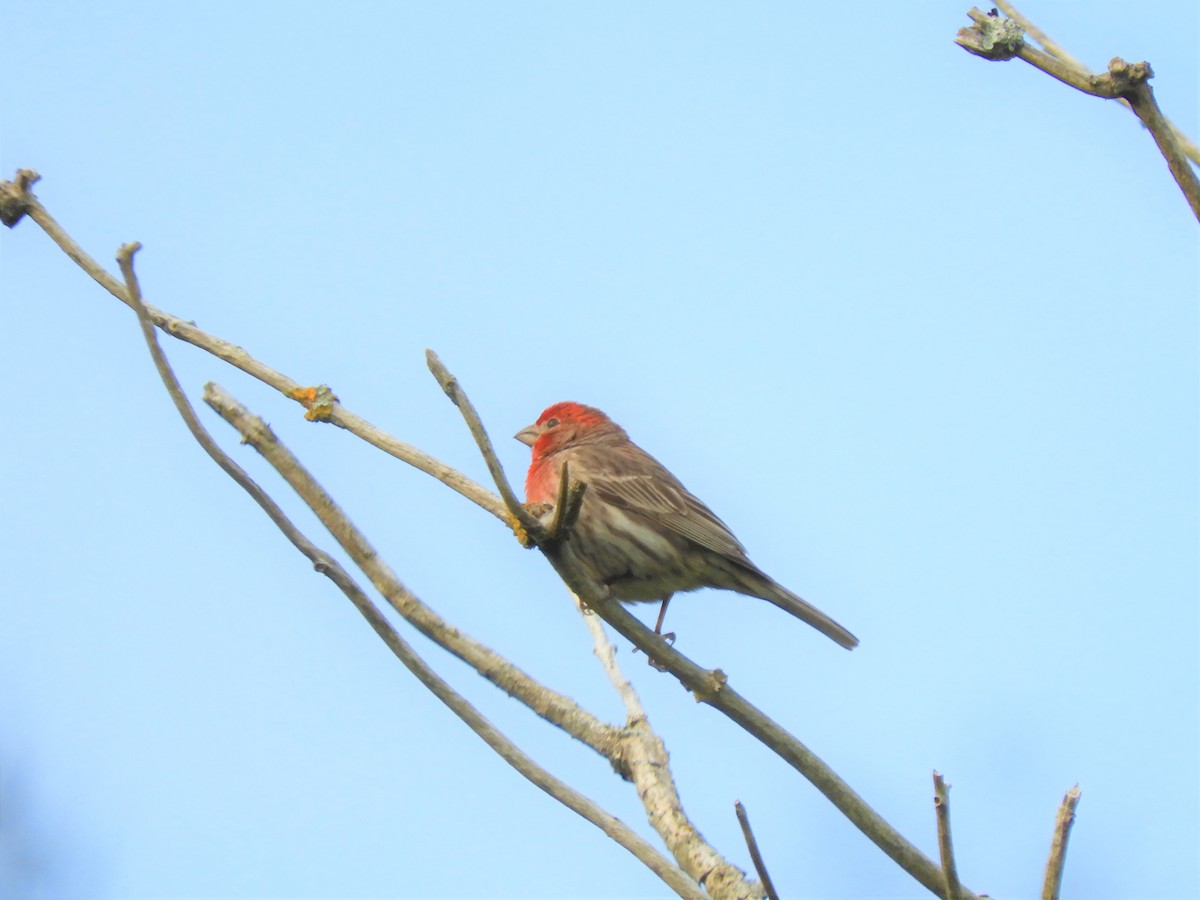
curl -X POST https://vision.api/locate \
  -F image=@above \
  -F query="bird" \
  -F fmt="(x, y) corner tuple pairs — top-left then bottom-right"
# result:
(515, 401), (858, 649)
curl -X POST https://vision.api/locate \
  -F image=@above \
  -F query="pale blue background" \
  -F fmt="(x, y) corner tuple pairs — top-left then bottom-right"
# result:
(2, 3), (1197, 899)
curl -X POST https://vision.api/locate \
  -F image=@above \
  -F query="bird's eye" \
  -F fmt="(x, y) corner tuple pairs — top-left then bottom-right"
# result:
(545, 417), (559, 428)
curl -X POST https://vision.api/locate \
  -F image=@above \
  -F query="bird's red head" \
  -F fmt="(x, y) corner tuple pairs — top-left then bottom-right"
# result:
(515, 402), (626, 458)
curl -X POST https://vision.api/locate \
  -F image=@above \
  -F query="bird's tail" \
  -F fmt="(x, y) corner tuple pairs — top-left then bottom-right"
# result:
(741, 572), (859, 649)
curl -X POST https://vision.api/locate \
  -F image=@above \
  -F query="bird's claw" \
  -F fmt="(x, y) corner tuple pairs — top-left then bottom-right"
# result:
(635, 631), (676, 670)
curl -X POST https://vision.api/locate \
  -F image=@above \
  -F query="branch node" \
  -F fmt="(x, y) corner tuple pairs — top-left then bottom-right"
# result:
(288, 384), (339, 421)
(955, 8), (1024, 60)
(0, 168), (41, 227)
(690, 668), (728, 702)
(1107, 56), (1153, 87)
(116, 241), (143, 269)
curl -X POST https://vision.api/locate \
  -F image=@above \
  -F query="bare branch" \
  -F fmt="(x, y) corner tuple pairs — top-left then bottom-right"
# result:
(111, 241), (617, 755)
(21, 179), (658, 803)
(1041, 785), (1082, 900)
(116, 242), (704, 895)
(114, 241), (361, 586)
(14, 180), (650, 793)
(330, 403), (508, 520)
(1111, 60), (1200, 220)
(118, 236), (755, 897)
(3, 173), (509, 521)
(589, 597), (980, 899)
(992, 0), (1200, 164)
(18, 173), (1051, 900)
(21, 187), (765, 897)
(956, 10), (1200, 220)
(932, 772), (963, 900)
(201, 383), (707, 900)
(734, 802), (779, 900)
(578, 598), (762, 898)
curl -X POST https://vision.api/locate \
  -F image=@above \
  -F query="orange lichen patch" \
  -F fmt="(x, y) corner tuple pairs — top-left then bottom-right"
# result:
(510, 503), (555, 547)
(288, 385), (337, 421)
(507, 512), (534, 548)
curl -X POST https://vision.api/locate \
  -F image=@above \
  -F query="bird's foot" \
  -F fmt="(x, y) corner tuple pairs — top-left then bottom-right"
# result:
(639, 631), (675, 670)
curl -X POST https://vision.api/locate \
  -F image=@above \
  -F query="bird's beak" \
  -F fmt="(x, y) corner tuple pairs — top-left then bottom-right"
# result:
(514, 423), (540, 447)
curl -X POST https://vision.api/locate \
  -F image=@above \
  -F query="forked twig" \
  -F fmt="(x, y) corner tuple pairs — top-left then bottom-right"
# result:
(955, 8), (1200, 221)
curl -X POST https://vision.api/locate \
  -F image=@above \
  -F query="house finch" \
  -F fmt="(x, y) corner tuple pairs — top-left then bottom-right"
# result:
(515, 402), (858, 649)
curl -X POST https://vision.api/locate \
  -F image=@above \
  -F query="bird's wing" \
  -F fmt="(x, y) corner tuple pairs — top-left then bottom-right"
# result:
(577, 445), (749, 560)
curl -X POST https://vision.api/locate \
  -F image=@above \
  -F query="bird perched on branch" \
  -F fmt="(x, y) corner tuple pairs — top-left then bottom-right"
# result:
(515, 401), (858, 649)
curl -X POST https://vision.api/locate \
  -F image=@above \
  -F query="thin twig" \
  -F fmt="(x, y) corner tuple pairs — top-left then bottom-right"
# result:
(545, 461), (588, 542)
(428, 353), (982, 900)
(734, 802), (779, 900)
(200, 383), (706, 900)
(424, 348), (586, 548)
(577, 597), (762, 899)
(1041, 785), (1082, 900)
(932, 772), (962, 900)
(114, 241), (317, 549)
(425, 348), (542, 535)
(579, 594), (646, 722)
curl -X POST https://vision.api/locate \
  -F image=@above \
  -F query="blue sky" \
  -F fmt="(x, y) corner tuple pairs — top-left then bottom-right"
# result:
(2, 3), (1197, 898)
